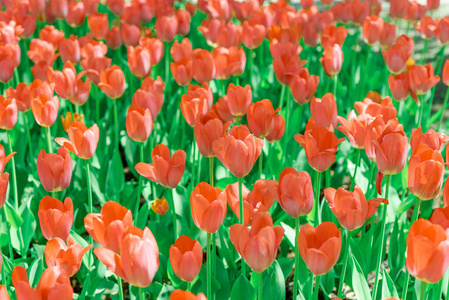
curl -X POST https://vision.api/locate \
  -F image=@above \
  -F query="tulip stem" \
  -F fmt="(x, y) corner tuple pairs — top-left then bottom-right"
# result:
(351, 149), (361, 190)
(45, 126), (52, 153)
(170, 188), (178, 239)
(420, 280), (428, 300)
(207, 232), (212, 300)
(7, 131), (18, 211)
(313, 171), (321, 227)
(164, 42), (170, 96)
(371, 174), (391, 300)
(209, 157), (214, 187)
(134, 143), (144, 226)
(2, 207), (13, 260)
(418, 95), (425, 129)
(337, 229), (350, 298)
(139, 287), (145, 300)
(278, 85), (286, 114)
(23, 112), (34, 166)
(285, 89), (291, 140)
(238, 176), (246, 277)
(293, 217), (300, 299)
(85, 159), (94, 269)
(248, 48), (254, 87)
(94, 85), (100, 124)
(117, 276), (124, 300)
(258, 152), (263, 179)
(420, 39), (429, 64)
(401, 197), (422, 299)
(437, 87), (449, 131)
(313, 275), (321, 300)
(257, 271), (263, 300)
(333, 75), (338, 100)
(113, 98), (119, 151)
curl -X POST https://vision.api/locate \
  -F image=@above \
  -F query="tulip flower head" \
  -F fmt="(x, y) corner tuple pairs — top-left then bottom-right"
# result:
(151, 197), (169, 215)
(411, 127), (449, 152)
(38, 196), (74, 241)
(278, 167), (313, 218)
(194, 111), (231, 158)
(0, 95), (17, 130)
(37, 147), (72, 193)
(310, 93), (338, 129)
(170, 290), (207, 300)
(55, 121), (100, 160)
(320, 44), (343, 77)
(191, 182), (227, 233)
(126, 104), (153, 143)
(98, 65), (126, 99)
(169, 235), (202, 282)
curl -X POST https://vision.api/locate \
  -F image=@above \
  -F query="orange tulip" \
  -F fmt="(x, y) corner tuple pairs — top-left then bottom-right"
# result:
(133, 76), (165, 120)
(247, 99), (281, 138)
(176, 9), (191, 36)
(170, 38), (192, 63)
(362, 15), (384, 45)
(289, 68), (319, 105)
(265, 113), (285, 142)
(169, 235), (202, 282)
(151, 197), (169, 215)
(371, 119), (408, 175)
(155, 14), (178, 42)
(406, 219), (449, 283)
(126, 104), (153, 143)
(321, 25), (348, 50)
(435, 17), (449, 45)
(38, 196), (74, 241)
(295, 121), (344, 172)
(324, 186), (388, 231)
(226, 181), (253, 225)
(84, 201), (133, 253)
(55, 121), (99, 160)
(128, 46), (151, 79)
(6, 83), (31, 112)
(45, 237), (92, 277)
(320, 43), (343, 77)
(191, 182), (227, 233)
(230, 212), (284, 273)
(212, 96), (236, 123)
(380, 22), (397, 48)
(213, 125), (263, 178)
(170, 290), (207, 300)
(0, 173), (9, 209)
(0, 95), (17, 130)
(405, 1), (427, 22)
(388, 72), (411, 102)
(135, 144), (186, 189)
(408, 144), (445, 200)
(390, 0), (408, 19)
(80, 42), (111, 85)
(60, 112), (84, 133)
(364, 116), (386, 162)
(271, 41), (305, 85)
(120, 23), (141, 47)
(414, 16), (437, 39)
(194, 111), (230, 158)
(94, 226), (159, 287)
(67, 1), (86, 27)
(302, 23), (319, 47)
(430, 206), (449, 230)
(444, 59), (449, 85)
(39, 25), (64, 50)
(226, 84), (252, 117)
(171, 59), (193, 87)
(31, 93), (59, 127)
(337, 110), (370, 149)
(355, 97), (397, 123)
(37, 147), (72, 193)
(278, 167), (313, 218)
(59, 36), (80, 64)
(106, 0), (124, 15)
(310, 93), (337, 129)
(212, 46), (246, 80)
(181, 83), (212, 127)
(98, 65), (125, 99)
(268, 24), (301, 45)
(231, 0), (259, 20)
(411, 127), (449, 152)
(28, 39), (55, 65)
(88, 12), (109, 39)
(298, 222), (341, 275)
(106, 25), (123, 50)
(382, 35), (414, 74)
(0, 144), (14, 174)
(242, 20), (266, 49)
(12, 265), (73, 300)
(192, 49), (216, 84)
(0, 285), (8, 299)
(408, 64), (440, 97)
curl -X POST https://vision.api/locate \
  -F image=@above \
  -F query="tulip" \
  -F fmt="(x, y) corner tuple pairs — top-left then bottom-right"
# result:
(413, 16), (437, 39)
(67, 1), (86, 27)
(135, 144), (186, 189)
(212, 46), (246, 80)
(320, 44), (343, 77)
(247, 100), (281, 138)
(0, 144), (14, 174)
(94, 226), (159, 287)
(213, 125), (263, 178)
(0, 285), (8, 300)
(176, 9), (191, 36)
(289, 68), (319, 105)
(362, 15), (384, 45)
(191, 182), (227, 233)
(38, 196), (73, 241)
(106, 26), (123, 50)
(435, 17), (449, 45)
(31, 94), (59, 127)
(98, 65), (126, 99)
(181, 83), (212, 127)
(379, 22), (397, 48)
(12, 265), (73, 300)
(388, 72), (411, 102)
(133, 76), (165, 120)
(408, 144), (445, 200)
(194, 111), (230, 158)
(155, 14), (178, 42)
(39, 25), (64, 50)
(355, 97), (397, 123)
(295, 122), (344, 172)
(230, 212), (284, 273)
(106, 0), (124, 15)
(151, 197), (169, 215)
(84, 201), (133, 253)
(268, 24), (301, 45)
(81, 55), (111, 85)
(126, 104), (153, 143)
(444, 59), (449, 85)
(226, 84), (252, 118)
(140, 38), (164, 66)
(45, 237), (92, 277)
(121, 23), (141, 47)
(88, 12), (109, 39)
(170, 235), (202, 282)
(324, 186), (388, 231)
(59, 36), (81, 64)
(55, 121), (99, 160)
(247, 179), (278, 212)
(382, 35), (414, 74)
(298, 222), (341, 275)
(265, 114), (285, 143)
(408, 64), (440, 97)
(171, 59), (193, 87)
(410, 127), (449, 152)
(192, 49), (216, 84)
(337, 111), (370, 149)
(242, 21), (266, 49)
(226, 181), (253, 225)
(128, 46), (151, 79)
(390, 0), (408, 19)
(171, 39), (193, 62)
(37, 147), (72, 193)
(169, 290), (207, 300)
(212, 96), (236, 123)
(271, 41), (305, 85)
(430, 206), (449, 230)
(0, 96), (17, 130)
(6, 83), (31, 112)
(278, 167), (313, 218)
(310, 93), (337, 129)
(406, 219), (449, 283)
(0, 173), (9, 209)
(61, 112), (84, 133)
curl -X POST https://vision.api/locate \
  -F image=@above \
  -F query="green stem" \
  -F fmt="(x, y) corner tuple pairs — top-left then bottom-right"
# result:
(7, 131), (18, 211)
(207, 232), (212, 299)
(337, 230), (350, 298)
(117, 276), (124, 300)
(24, 112), (34, 165)
(278, 85), (286, 111)
(285, 89), (291, 140)
(170, 188), (178, 239)
(139, 287), (146, 300)
(314, 171), (322, 227)
(94, 85), (100, 124)
(314, 275), (321, 300)
(113, 98), (119, 151)
(420, 280), (428, 300)
(238, 177), (246, 276)
(351, 149), (361, 190)
(293, 217), (300, 299)
(209, 157), (214, 187)
(420, 39), (429, 64)
(86, 160), (93, 269)
(258, 150), (263, 179)
(333, 75), (338, 98)
(437, 88), (449, 131)
(436, 279), (443, 299)
(258, 271), (263, 300)
(44, 126), (52, 153)
(248, 48), (254, 87)
(371, 175), (391, 300)
(3, 207), (13, 260)
(134, 143), (144, 225)
(164, 42), (170, 96)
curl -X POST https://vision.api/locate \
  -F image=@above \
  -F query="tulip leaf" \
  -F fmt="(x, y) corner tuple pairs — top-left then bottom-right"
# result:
(382, 268), (399, 299)
(4, 201), (23, 230)
(231, 275), (256, 300)
(28, 258), (44, 287)
(105, 149), (125, 199)
(351, 255), (371, 300)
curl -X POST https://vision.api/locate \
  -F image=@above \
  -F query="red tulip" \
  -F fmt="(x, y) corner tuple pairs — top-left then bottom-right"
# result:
(169, 290), (207, 300)
(355, 97), (397, 123)
(212, 96), (236, 124)
(192, 49), (216, 84)
(379, 22), (397, 48)
(242, 20), (266, 49)
(413, 16), (437, 39)
(226, 84), (252, 117)
(388, 72), (411, 102)
(382, 35), (414, 74)
(271, 41), (305, 85)
(321, 25), (348, 50)
(194, 111), (230, 158)
(430, 206), (449, 230)
(337, 110), (370, 149)
(106, 26), (123, 50)
(38, 196), (74, 241)
(67, 1), (86, 27)
(31, 94), (59, 127)
(37, 147), (72, 193)
(59, 36), (81, 64)
(410, 127), (449, 152)
(176, 9), (191, 36)
(191, 182), (227, 233)
(181, 83), (212, 127)
(408, 64), (440, 97)
(247, 99), (281, 138)
(405, 1), (427, 22)
(435, 17), (449, 45)
(120, 23), (141, 47)
(444, 59), (449, 86)
(126, 104), (153, 143)
(133, 76), (165, 120)
(289, 68), (319, 105)
(0, 95), (17, 130)
(55, 121), (99, 160)
(390, 0), (408, 19)
(0, 173), (9, 209)
(88, 12), (109, 39)
(128, 46), (151, 79)
(310, 93), (337, 129)
(170, 235), (202, 282)
(170, 38), (192, 62)
(278, 167), (313, 218)
(6, 83), (31, 112)
(362, 15), (384, 45)
(212, 46), (246, 80)
(98, 65), (126, 99)
(320, 44), (343, 77)
(135, 144), (186, 189)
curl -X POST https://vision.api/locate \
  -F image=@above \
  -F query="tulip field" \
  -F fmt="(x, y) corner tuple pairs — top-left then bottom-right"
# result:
(2, 0), (449, 299)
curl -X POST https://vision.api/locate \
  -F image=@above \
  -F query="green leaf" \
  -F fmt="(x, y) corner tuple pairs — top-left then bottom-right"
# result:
(5, 201), (23, 229)
(381, 269), (399, 299)
(351, 255), (371, 299)
(105, 149), (125, 199)
(231, 275), (256, 300)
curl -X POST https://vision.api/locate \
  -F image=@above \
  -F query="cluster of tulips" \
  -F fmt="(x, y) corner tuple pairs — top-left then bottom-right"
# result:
(0, 0), (449, 299)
